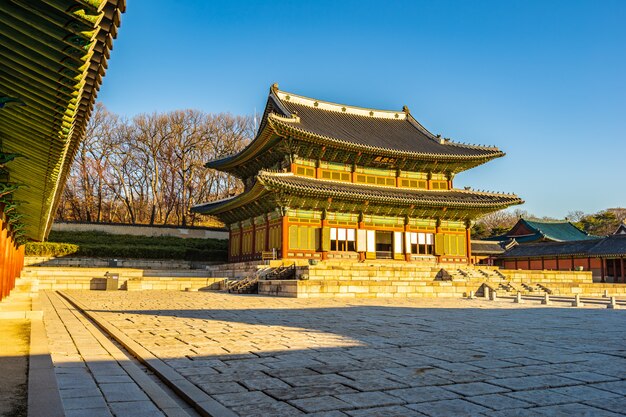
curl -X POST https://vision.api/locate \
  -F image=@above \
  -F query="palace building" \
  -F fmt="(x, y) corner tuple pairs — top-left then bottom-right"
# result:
(192, 84), (523, 264)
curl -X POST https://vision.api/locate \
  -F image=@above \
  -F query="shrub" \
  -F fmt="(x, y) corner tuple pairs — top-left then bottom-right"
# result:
(34, 230), (228, 261)
(25, 242), (79, 257)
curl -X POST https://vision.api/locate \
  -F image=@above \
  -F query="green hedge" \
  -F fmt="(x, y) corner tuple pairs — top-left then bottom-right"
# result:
(25, 242), (79, 257)
(26, 231), (228, 262)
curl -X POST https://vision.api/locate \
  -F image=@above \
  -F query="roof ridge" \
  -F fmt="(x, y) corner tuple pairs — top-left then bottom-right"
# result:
(273, 84), (407, 120)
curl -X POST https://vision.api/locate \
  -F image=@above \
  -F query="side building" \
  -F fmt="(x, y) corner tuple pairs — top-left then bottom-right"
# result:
(192, 84), (522, 264)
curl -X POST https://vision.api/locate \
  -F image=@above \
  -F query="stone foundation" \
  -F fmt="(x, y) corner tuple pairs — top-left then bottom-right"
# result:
(257, 261), (609, 298)
(20, 267), (225, 292)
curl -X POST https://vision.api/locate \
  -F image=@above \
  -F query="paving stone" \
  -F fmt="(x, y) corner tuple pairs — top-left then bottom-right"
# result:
(196, 381), (246, 395)
(588, 380), (626, 395)
(266, 384), (357, 401)
(283, 374), (353, 387)
(214, 390), (276, 407)
(464, 393), (532, 410)
(532, 402), (624, 417)
(99, 382), (150, 402)
(407, 398), (492, 416)
(240, 376), (291, 390)
(61, 395), (108, 410)
(336, 391), (405, 408)
(549, 385), (621, 400)
(288, 395), (352, 413)
(505, 390), (574, 406)
(108, 400), (165, 417)
(557, 371), (619, 384)
(584, 397), (626, 415)
(441, 381), (509, 396)
(387, 386), (459, 403)
(65, 407), (113, 417)
(342, 377), (407, 391)
(487, 375), (581, 391)
(307, 412), (349, 417)
(346, 405), (426, 416)
(59, 387), (103, 399)
(231, 400), (305, 416)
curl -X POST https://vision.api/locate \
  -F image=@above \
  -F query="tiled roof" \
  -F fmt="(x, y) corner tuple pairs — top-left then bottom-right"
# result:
(488, 219), (595, 243)
(0, 0), (125, 240)
(257, 172), (522, 208)
(271, 89), (502, 158)
(192, 171), (523, 215)
(521, 219), (596, 242)
(471, 240), (505, 255)
(205, 84), (506, 173)
(498, 235), (626, 259)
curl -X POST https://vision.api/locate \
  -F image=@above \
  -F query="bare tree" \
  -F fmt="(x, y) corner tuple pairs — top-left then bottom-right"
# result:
(56, 104), (253, 227)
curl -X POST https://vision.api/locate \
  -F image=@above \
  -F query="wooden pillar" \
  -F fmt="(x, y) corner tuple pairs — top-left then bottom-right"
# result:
(465, 223), (472, 265)
(360, 221), (367, 262)
(541, 257), (545, 270)
(404, 222), (411, 262)
(281, 215), (289, 260)
(238, 222), (243, 263)
(556, 257), (560, 271)
(587, 257), (591, 272)
(2, 227), (8, 299)
(251, 219), (256, 260)
(426, 172), (432, 190)
(321, 218), (329, 260)
(621, 257), (625, 283)
(601, 258), (606, 283)
(514, 259), (518, 269)
(265, 214), (270, 253)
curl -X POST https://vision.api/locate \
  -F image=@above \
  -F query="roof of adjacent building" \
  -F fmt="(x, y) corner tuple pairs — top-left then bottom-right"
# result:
(498, 234), (626, 259)
(614, 223), (626, 235)
(0, 0), (125, 241)
(205, 84), (506, 176)
(471, 240), (506, 255)
(192, 171), (523, 217)
(489, 219), (596, 243)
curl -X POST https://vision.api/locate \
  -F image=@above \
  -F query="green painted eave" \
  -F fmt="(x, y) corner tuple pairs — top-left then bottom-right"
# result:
(0, 0), (125, 241)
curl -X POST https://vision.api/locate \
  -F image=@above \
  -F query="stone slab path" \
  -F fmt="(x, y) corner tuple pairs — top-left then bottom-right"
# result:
(40, 291), (197, 417)
(0, 319), (29, 417)
(53, 291), (626, 417)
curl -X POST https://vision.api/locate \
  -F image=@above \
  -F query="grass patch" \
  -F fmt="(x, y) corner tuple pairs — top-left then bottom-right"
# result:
(25, 231), (227, 262)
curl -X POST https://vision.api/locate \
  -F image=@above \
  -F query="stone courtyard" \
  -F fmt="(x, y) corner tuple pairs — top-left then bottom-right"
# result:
(43, 290), (626, 417)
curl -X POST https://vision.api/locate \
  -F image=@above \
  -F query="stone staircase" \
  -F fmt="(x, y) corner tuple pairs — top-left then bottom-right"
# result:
(227, 275), (259, 294)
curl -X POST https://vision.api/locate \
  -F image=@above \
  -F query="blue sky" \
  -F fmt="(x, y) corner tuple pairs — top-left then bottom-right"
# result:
(98, 1), (625, 218)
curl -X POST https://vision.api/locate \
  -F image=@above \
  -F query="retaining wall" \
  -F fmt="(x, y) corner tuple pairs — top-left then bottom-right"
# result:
(52, 221), (228, 240)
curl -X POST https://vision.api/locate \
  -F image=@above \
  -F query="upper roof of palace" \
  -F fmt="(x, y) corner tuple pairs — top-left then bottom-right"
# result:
(205, 84), (506, 176)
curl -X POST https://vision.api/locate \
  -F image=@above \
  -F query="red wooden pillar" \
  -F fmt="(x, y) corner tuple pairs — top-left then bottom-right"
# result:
(601, 258), (606, 283)
(264, 215), (270, 254)
(251, 219), (256, 261)
(238, 222), (243, 263)
(621, 257), (625, 283)
(281, 215), (289, 260)
(2, 227), (8, 300)
(465, 226), (472, 265)
(321, 218), (329, 261)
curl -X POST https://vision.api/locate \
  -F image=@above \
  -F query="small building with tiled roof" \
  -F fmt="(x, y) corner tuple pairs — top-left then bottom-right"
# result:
(193, 84), (522, 263)
(496, 234), (626, 283)
(489, 219), (595, 243)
